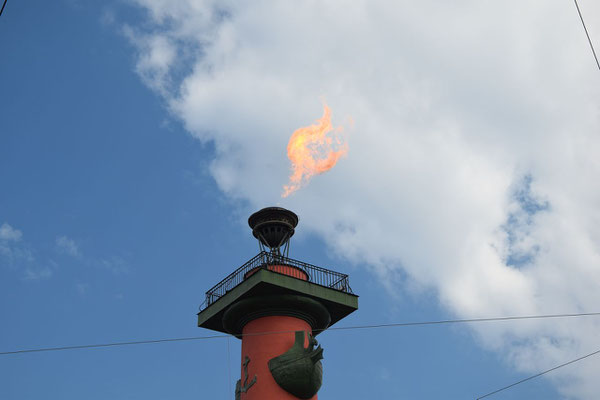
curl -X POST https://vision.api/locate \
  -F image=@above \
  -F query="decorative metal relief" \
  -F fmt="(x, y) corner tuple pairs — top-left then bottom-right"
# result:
(268, 331), (323, 399)
(235, 356), (257, 400)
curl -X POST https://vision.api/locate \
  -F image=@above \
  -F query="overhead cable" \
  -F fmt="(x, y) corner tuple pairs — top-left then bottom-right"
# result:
(1, 311), (600, 356)
(476, 347), (600, 399)
(321, 312), (600, 333)
(573, 0), (600, 71)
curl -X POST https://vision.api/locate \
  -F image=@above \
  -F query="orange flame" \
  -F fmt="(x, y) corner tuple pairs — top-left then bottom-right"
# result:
(282, 104), (348, 197)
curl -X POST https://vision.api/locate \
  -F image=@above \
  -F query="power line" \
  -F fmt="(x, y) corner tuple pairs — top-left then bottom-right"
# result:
(476, 347), (600, 399)
(0, 0), (7, 18)
(0, 335), (228, 356)
(2, 311), (599, 356)
(322, 312), (600, 333)
(573, 0), (600, 72)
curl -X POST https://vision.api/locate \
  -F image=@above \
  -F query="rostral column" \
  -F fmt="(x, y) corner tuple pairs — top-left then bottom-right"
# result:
(197, 207), (358, 399)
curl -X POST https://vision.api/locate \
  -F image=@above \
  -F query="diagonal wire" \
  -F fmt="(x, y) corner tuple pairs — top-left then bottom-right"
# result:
(573, 0), (600, 71)
(476, 347), (600, 399)
(2, 312), (600, 356)
(0, 335), (229, 356)
(0, 0), (7, 18)
(320, 312), (600, 333)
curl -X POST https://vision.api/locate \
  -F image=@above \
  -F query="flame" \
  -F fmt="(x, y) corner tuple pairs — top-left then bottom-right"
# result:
(282, 104), (348, 197)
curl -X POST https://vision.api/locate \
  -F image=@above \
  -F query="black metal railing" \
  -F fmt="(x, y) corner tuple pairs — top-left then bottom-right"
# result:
(200, 252), (354, 311)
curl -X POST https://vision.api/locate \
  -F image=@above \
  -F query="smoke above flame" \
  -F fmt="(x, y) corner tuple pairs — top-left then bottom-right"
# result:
(282, 104), (348, 197)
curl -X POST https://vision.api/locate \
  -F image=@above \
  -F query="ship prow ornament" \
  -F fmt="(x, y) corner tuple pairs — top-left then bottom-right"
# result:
(268, 330), (324, 399)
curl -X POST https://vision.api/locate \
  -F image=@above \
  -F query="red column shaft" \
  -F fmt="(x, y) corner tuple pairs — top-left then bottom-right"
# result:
(240, 315), (317, 400)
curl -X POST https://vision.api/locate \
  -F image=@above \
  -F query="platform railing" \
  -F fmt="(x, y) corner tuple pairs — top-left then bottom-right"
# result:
(200, 252), (353, 311)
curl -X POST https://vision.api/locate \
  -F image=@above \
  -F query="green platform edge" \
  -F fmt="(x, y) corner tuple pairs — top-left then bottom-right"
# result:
(197, 268), (358, 335)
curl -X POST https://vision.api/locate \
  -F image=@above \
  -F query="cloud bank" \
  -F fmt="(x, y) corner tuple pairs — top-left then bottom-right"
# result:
(124, 1), (600, 397)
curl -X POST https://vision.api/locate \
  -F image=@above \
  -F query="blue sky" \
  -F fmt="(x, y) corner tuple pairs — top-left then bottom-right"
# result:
(2, 1), (600, 399)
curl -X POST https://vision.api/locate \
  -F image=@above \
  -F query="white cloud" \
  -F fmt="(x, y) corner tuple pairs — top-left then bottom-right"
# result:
(96, 256), (129, 275)
(123, 26), (177, 95)
(124, 1), (600, 398)
(0, 222), (34, 267)
(1, 223), (52, 280)
(56, 235), (81, 257)
(0, 222), (22, 241)
(23, 267), (53, 281)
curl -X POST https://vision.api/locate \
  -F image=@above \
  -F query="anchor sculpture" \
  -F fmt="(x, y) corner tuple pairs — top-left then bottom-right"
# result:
(268, 331), (324, 399)
(235, 356), (257, 400)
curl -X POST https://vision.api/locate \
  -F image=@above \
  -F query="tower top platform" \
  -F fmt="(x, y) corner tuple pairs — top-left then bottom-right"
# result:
(197, 252), (358, 337)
